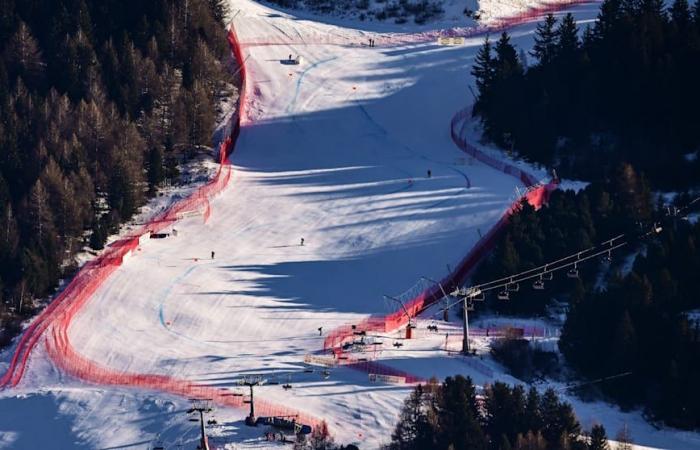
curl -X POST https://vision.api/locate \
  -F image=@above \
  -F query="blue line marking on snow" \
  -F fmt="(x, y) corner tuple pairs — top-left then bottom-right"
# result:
(286, 56), (338, 115)
(158, 264), (206, 343)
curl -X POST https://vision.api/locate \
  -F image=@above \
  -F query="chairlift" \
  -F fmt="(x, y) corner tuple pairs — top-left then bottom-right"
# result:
(506, 282), (519, 292)
(602, 251), (612, 263)
(472, 290), (485, 301)
(497, 290), (510, 301)
(532, 278), (545, 290)
(567, 264), (579, 279)
(542, 269), (553, 281)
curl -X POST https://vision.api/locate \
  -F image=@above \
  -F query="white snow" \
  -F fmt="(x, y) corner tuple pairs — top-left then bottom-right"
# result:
(2, 1), (700, 449)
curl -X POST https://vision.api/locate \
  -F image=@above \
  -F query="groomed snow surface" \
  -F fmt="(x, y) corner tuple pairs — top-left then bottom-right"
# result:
(1, 1), (700, 448)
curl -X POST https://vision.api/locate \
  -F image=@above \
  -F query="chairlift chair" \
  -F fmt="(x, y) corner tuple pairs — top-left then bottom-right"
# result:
(542, 270), (553, 281)
(602, 251), (612, 263)
(532, 278), (545, 290)
(497, 290), (510, 300)
(506, 282), (519, 292)
(567, 264), (579, 279)
(473, 291), (485, 301)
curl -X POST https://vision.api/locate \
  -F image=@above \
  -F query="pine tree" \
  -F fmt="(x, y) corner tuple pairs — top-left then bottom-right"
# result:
(3, 21), (45, 90)
(556, 14), (580, 59)
(437, 376), (486, 450)
(471, 37), (495, 101)
(390, 384), (428, 449)
(531, 14), (558, 65)
(494, 32), (523, 79)
(670, 0), (691, 31)
(611, 310), (637, 372)
(594, 0), (623, 38)
(589, 424), (610, 450)
(524, 386), (543, 433)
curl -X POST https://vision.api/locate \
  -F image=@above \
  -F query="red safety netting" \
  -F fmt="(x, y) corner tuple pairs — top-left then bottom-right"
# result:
(322, 106), (559, 371)
(0, 26), (321, 431)
(1, 0), (591, 434)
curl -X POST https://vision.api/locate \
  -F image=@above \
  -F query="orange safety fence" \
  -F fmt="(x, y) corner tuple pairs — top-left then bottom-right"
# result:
(1, 0), (595, 435)
(322, 108), (559, 365)
(241, 0), (598, 47)
(0, 25), (321, 431)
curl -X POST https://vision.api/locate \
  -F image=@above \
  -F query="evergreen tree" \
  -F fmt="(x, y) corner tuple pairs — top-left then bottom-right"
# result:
(437, 376), (486, 450)
(589, 424), (609, 450)
(670, 0), (691, 30)
(610, 310), (637, 372)
(494, 32), (523, 79)
(471, 37), (495, 104)
(556, 14), (580, 59)
(531, 14), (558, 65)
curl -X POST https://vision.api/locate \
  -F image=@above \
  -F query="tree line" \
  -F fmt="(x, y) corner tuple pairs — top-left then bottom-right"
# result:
(471, 0), (700, 189)
(0, 0), (235, 346)
(468, 0), (700, 428)
(473, 169), (700, 427)
(386, 375), (618, 450)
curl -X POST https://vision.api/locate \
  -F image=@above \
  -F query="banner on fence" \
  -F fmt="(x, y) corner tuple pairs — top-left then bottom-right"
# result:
(369, 373), (406, 384)
(304, 354), (337, 367)
(437, 36), (465, 46)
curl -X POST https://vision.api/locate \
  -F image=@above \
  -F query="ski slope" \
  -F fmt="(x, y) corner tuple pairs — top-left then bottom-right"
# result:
(3, 0), (700, 448)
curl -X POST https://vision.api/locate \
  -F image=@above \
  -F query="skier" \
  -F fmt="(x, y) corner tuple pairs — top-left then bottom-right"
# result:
(300, 237), (305, 246)
(318, 326), (323, 336)
(427, 169), (432, 178)
(288, 53), (292, 61)
(211, 251), (215, 259)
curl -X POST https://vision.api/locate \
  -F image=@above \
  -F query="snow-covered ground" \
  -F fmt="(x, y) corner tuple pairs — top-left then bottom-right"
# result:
(2, 0), (700, 449)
